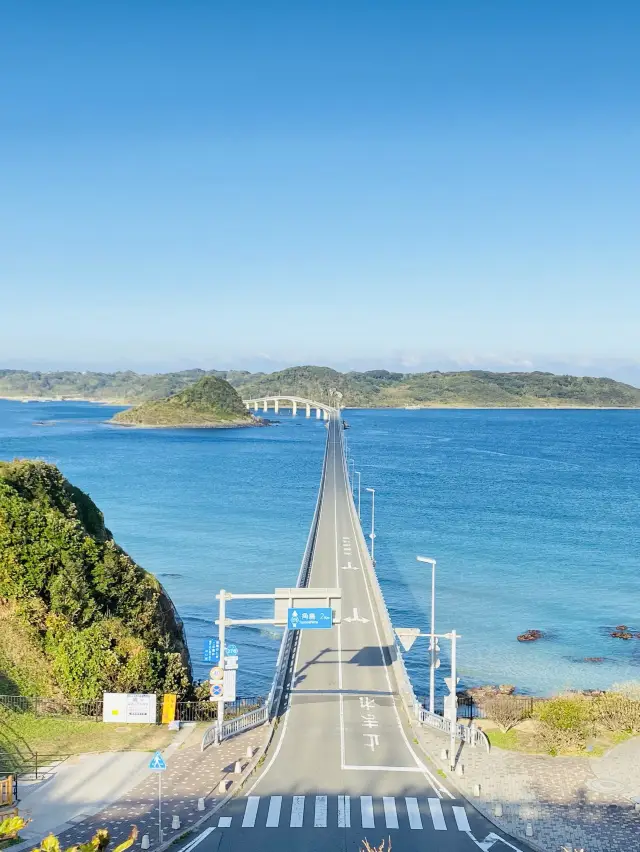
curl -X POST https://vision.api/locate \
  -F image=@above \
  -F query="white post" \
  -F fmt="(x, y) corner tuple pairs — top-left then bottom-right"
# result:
(449, 630), (457, 770)
(430, 563), (436, 714)
(292, 401), (297, 416)
(323, 409), (328, 420)
(356, 471), (361, 518)
(274, 399), (279, 413)
(316, 407), (321, 419)
(253, 401), (258, 412)
(366, 488), (376, 564)
(158, 773), (163, 843)
(262, 399), (268, 412)
(218, 590), (226, 741)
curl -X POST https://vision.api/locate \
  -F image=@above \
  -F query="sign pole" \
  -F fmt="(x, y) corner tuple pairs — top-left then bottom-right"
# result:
(217, 590), (226, 741)
(158, 772), (162, 843)
(449, 629), (457, 770)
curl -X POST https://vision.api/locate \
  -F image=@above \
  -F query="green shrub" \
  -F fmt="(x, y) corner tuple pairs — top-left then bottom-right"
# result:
(591, 694), (640, 733)
(533, 695), (593, 755)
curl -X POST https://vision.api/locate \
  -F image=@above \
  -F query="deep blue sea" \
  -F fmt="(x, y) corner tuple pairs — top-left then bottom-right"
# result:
(1, 400), (639, 698)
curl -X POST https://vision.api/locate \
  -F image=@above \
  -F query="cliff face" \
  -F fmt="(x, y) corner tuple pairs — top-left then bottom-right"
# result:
(0, 460), (192, 699)
(112, 375), (256, 428)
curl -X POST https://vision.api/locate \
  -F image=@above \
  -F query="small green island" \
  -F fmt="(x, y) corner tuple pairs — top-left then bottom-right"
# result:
(111, 374), (259, 429)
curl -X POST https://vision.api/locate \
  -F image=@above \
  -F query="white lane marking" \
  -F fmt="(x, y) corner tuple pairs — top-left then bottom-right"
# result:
(265, 796), (282, 827)
(217, 817), (231, 828)
(338, 795), (351, 828)
(343, 763), (428, 773)
(290, 795), (305, 827)
(242, 797), (260, 828)
(469, 831), (526, 851)
(360, 795), (375, 828)
(405, 797), (422, 829)
(179, 826), (215, 852)
(428, 797), (447, 830)
(383, 797), (398, 829)
(314, 795), (328, 827)
(453, 805), (471, 832)
(341, 561), (359, 570)
(334, 432), (346, 770)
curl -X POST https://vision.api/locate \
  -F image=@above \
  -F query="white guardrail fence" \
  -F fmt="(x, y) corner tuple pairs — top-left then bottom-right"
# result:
(201, 420), (331, 750)
(339, 425), (490, 754)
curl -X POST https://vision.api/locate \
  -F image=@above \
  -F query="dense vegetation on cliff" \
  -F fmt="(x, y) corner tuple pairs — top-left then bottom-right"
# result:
(2, 365), (640, 408)
(112, 375), (256, 427)
(0, 460), (191, 698)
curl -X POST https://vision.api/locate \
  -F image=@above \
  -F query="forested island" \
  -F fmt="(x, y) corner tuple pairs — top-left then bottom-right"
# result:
(2, 365), (640, 409)
(112, 375), (258, 428)
(0, 460), (192, 698)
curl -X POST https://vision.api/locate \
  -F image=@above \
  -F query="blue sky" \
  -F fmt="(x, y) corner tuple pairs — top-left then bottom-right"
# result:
(2, 2), (639, 381)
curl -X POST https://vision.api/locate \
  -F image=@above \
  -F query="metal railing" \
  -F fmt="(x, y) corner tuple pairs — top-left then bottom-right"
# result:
(176, 697), (263, 723)
(0, 695), (102, 718)
(201, 701), (270, 750)
(0, 751), (71, 779)
(423, 693), (538, 721)
(418, 708), (491, 751)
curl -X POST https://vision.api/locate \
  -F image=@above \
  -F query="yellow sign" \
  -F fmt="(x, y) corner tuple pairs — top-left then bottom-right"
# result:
(161, 693), (177, 725)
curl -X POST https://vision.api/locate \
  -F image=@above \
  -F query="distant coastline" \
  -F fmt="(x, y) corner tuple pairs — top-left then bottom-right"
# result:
(2, 395), (640, 411)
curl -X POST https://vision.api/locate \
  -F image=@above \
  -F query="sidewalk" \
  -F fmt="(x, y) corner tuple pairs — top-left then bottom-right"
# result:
(416, 721), (640, 852)
(14, 723), (267, 851)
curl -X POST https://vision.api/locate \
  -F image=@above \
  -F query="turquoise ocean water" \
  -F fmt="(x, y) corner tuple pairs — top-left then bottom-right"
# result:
(1, 400), (639, 697)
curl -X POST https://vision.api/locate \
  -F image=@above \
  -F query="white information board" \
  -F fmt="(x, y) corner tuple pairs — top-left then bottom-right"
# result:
(103, 692), (157, 723)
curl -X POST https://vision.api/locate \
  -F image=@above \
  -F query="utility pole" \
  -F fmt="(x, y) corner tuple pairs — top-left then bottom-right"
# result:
(217, 590), (226, 741)
(417, 556), (437, 714)
(366, 487), (376, 565)
(449, 629), (458, 770)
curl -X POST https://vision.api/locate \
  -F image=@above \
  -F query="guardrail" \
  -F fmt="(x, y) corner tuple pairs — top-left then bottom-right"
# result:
(201, 426), (330, 750)
(0, 695), (102, 718)
(418, 707), (490, 751)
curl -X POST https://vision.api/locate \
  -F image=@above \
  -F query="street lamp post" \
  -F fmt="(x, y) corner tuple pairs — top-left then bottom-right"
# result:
(355, 471), (361, 518)
(349, 458), (355, 489)
(417, 556), (437, 714)
(366, 487), (376, 565)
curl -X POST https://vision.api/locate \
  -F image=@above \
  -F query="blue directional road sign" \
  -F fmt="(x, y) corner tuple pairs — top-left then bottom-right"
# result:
(203, 638), (220, 663)
(287, 607), (333, 630)
(149, 751), (167, 771)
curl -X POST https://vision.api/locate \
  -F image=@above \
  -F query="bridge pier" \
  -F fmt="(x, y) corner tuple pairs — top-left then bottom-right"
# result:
(323, 409), (329, 421)
(306, 403), (311, 418)
(263, 400), (268, 412)
(274, 400), (279, 414)
(253, 401), (258, 412)
(292, 401), (297, 416)
(316, 407), (321, 419)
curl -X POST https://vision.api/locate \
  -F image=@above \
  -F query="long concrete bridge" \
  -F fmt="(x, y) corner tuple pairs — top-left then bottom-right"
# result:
(194, 413), (525, 851)
(243, 395), (334, 420)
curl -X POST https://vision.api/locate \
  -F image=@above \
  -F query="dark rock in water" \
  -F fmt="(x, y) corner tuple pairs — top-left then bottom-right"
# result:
(517, 629), (544, 642)
(635, 633), (640, 640)
(583, 657), (605, 663)
(611, 625), (634, 639)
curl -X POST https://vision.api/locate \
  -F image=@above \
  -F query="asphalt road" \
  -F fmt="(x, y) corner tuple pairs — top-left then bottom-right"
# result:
(192, 415), (527, 852)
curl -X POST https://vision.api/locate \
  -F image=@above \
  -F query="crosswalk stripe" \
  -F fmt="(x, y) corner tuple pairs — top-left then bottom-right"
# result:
(290, 796), (305, 827)
(338, 795), (351, 828)
(452, 805), (471, 832)
(428, 798), (447, 831)
(314, 795), (327, 827)
(242, 797), (259, 828)
(360, 796), (375, 829)
(266, 796), (282, 827)
(405, 797), (423, 830)
(383, 797), (398, 829)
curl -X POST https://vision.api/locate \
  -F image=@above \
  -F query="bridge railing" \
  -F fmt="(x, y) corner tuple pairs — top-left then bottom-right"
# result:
(266, 425), (330, 720)
(201, 424), (330, 750)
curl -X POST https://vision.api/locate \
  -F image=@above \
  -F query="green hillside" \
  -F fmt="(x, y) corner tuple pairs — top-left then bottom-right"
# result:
(2, 365), (640, 408)
(0, 460), (191, 698)
(112, 374), (257, 427)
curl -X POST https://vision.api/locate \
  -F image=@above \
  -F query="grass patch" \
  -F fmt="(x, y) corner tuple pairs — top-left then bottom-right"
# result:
(0, 706), (173, 768)
(437, 769), (446, 778)
(485, 723), (637, 757)
(486, 729), (521, 751)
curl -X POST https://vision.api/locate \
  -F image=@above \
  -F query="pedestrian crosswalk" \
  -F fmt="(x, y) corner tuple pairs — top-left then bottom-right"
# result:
(221, 795), (475, 832)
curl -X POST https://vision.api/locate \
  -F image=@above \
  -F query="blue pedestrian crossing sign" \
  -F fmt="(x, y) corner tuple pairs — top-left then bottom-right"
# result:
(149, 751), (167, 771)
